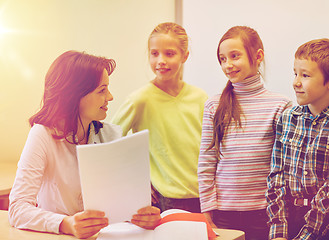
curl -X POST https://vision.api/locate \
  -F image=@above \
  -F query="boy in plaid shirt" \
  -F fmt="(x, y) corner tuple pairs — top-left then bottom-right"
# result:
(266, 38), (329, 240)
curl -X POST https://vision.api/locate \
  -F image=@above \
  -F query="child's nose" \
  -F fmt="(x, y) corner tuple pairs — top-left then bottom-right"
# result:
(225, 59), (233, 68)
(295, 82), (302, 87)
(293, 77), (301, 87)
(158, 54), (166, 64)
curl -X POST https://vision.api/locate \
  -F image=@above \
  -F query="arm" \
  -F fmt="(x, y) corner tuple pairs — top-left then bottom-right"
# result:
(110, 97), (137, 136)
(203, 211), (218, 228)
(8, 126), (66, 233)
(294, 181), (329, 239)
(273, 99), (293, 132)
(198, 101), (218, 213)
(266, 115), (289, 239)
(8, 126), (108, 237)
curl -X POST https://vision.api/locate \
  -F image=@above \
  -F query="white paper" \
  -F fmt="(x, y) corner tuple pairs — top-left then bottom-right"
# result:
(97, 223), (153, 240)
(77, 130), (151, 224)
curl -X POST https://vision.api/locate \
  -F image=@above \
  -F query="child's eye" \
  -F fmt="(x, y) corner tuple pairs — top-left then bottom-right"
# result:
(166, 51), (176, 57)
(150, 51), (158, 57)
(231, 52), (241, 60)
(219, 56), (226, 62)
(303, 74), (310, 78)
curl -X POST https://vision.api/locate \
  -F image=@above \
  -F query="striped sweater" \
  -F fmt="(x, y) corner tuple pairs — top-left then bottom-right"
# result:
(198, 75), (292, 212)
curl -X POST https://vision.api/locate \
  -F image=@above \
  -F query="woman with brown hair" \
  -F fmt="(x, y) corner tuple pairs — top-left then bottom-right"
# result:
(9, 51), (160, 239)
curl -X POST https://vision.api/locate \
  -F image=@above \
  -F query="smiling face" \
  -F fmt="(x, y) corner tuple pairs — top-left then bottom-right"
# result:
(149, 33), (188, 83)
(79, 68), (113, 127)
(218, 37), (260, 83)
(293, 58), (329, 115)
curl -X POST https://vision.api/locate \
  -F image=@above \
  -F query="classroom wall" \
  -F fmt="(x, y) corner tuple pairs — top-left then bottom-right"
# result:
(2, 0), (328, 163)
(181, 0), (329, 102)
(0, 0), (175, 162)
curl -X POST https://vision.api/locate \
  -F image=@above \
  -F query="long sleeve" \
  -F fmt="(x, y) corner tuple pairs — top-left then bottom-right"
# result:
(267, 106), (329, 240)
(198, 100), (218, 212)
(111, 96), (137, 136)
(295, 182), (329, 239)
(266, 114), (289, 239)
(9, 126), (66, 233)
(9, 123), (122, 234)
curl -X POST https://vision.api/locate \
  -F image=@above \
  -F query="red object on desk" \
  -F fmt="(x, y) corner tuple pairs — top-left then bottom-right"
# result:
(156, 212), (217, 239)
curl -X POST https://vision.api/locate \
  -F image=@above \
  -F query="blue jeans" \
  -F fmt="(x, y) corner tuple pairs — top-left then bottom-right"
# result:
(287, 204), (329, 240)
(212, 209), (269, 240)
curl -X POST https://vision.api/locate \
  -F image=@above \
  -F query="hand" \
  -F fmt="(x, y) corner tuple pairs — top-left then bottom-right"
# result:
(131, 206), (161, 230)
(203, 211), (218, 228)
(151, 184), (159, 204)
(59, 210), (108, 239)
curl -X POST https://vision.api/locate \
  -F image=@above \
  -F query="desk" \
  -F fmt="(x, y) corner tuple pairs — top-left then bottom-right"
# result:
(0, 161), (17, 210)
(0, 210), (96, 240)
(0, 210), (244, 240)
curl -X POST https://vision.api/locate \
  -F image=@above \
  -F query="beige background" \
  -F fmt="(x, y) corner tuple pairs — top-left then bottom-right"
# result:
(0, 0), (175, 162)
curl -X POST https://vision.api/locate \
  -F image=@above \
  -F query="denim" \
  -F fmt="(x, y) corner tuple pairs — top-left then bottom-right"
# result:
(212, 209), (269, 240)
(287, 204), (329, 240)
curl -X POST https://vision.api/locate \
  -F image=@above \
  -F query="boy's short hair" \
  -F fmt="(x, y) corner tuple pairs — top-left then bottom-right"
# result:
(295, 38), (329, 84)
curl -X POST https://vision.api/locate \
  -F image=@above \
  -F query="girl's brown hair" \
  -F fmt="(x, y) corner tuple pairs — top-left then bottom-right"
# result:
(208, 26), (264, 156)
(29, 50), (116, 144)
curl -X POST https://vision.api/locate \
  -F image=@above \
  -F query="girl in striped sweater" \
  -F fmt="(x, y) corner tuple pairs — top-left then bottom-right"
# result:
(198, 26), (292, 240)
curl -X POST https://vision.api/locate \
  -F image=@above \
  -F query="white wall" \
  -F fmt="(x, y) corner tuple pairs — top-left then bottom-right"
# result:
(0, 0), (175, 162)
(182, 0), (329, 102)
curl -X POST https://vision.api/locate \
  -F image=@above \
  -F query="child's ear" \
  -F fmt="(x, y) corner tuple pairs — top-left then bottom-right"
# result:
(256, 49), (264, 65)
(182, 51), (189, 63)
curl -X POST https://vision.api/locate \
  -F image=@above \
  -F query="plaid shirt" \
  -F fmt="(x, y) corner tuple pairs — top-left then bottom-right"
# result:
(266, 105), (329, 240)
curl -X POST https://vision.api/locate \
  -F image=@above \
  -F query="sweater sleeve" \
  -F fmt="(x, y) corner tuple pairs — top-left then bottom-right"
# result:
(8, 126), (65, 234)
(198, 100), (218, 212)
(266, 114), (289, 239)
(111, 97), (137, 136)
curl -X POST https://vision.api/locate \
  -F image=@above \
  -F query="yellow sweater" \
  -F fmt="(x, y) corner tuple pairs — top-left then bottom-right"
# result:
(111, 82), (208, 198)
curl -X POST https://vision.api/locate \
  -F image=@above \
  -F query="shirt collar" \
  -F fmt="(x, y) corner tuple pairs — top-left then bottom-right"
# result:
(56, 123), (96, 144)
(292, 105), (329, 119)
(232, 74), (265, 96)
(87, 123), (97, 144)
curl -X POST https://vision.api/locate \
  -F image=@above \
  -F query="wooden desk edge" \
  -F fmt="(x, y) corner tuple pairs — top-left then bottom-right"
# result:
(1, 210), (245, 240)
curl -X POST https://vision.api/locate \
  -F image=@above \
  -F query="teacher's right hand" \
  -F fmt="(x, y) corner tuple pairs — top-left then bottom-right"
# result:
(59, 210), (109, 239)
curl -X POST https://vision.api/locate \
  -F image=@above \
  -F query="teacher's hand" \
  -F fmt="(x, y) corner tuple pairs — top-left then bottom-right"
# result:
(131, 206), (161, 230)
(59, 210), (108, 239)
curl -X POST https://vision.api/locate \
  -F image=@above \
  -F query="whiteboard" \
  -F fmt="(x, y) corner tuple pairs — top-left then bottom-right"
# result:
(182, 0), (329, 104)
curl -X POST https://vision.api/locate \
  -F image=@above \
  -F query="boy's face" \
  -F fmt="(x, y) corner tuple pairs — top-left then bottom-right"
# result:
(293, 58), (329, 115)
